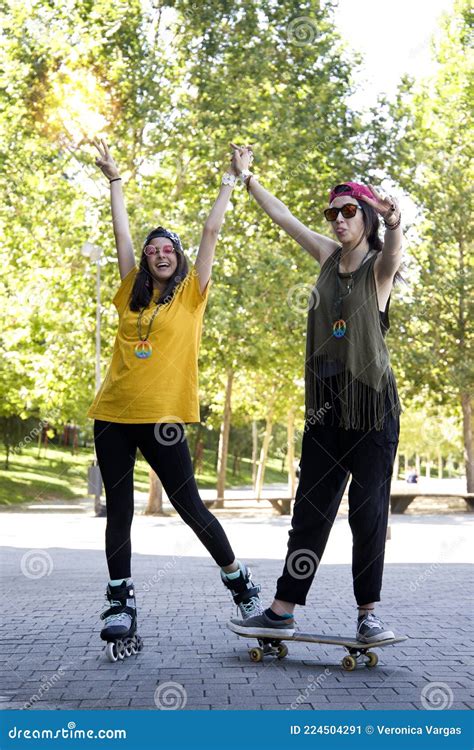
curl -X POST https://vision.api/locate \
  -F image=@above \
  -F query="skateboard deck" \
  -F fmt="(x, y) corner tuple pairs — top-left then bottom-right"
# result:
(233, 630), (407, 670)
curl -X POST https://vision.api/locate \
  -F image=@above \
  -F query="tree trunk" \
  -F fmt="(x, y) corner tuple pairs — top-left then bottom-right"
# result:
(216, 369), (233, 508)
(144, 468), (164, 515)
(255, 393), (275, 500)
(251, 420), (258, 491)
(192, 422), (203, 467)
(415, 453), (421, 477)
(287, 407), (297, 498)
(461, 391), (473, 492)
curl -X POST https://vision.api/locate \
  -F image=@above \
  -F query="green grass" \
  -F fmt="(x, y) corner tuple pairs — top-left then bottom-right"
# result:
(0, 444), (287, 506)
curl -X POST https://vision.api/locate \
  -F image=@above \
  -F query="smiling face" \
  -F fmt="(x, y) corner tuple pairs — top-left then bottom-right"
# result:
(144, 236), (178, 288)
(328, 195), (365, 245)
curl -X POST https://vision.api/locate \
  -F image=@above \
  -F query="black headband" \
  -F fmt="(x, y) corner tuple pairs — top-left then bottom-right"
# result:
(144, 226), (184, 254)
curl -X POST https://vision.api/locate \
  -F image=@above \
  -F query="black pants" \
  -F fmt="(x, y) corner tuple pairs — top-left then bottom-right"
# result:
(275, 380), (400, 606)
(93, 420), (235, 579)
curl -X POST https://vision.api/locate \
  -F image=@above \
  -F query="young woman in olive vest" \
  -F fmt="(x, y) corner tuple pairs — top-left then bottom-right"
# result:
(88, 138), (263, 655)
(228, 144), (403, 644)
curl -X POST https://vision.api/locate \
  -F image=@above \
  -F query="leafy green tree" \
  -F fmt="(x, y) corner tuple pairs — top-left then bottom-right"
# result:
(365, 0), (473, 489)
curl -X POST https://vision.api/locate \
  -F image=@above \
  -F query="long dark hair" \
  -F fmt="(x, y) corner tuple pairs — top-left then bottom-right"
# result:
(129, 228), (189, 312)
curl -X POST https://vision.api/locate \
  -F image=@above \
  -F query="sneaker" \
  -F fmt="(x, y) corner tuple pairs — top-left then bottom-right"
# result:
(220, 561), (265, 620)
(356, 612), (394, 643)
(228, 610), (295, 638)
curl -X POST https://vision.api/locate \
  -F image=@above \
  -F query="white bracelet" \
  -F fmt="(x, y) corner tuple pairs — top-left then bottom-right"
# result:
(239, 169), (253, 184)
(221, 172), (237, 186)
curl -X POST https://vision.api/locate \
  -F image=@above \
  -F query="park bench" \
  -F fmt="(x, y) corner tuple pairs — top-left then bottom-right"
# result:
(205, 493), (474, 516)
(390, 492), (474, 514)
(204, 496), (292, 515)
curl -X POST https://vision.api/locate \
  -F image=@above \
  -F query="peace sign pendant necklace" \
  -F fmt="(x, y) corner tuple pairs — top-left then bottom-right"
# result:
(135, 297), (161, 359)
(332, 246), (372, 338)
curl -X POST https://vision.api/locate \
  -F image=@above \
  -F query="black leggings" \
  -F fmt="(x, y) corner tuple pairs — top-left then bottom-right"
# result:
(93, 420), (235, 579)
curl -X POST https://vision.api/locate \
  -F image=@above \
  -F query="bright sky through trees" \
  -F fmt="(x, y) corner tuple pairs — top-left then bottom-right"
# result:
(334, 0), (455, 108)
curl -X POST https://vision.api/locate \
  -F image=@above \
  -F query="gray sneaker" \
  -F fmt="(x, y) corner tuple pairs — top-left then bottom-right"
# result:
(356, 612), (394, 643)
(228, 610), (295, 638)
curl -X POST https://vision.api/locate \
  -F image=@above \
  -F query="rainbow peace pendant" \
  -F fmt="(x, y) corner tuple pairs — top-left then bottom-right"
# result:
(332, 319), (347, 338)
(134, 340), (153, 359)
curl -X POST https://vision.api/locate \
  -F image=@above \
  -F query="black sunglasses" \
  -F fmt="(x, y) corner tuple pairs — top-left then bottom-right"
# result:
(324, 204), (362, 222)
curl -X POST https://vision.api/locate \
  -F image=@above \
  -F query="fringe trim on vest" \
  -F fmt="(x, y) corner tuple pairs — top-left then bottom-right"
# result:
(306, 352), (402, 432)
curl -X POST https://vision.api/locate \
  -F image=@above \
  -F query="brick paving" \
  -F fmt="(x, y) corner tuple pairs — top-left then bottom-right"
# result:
(0, 511), (472, 712)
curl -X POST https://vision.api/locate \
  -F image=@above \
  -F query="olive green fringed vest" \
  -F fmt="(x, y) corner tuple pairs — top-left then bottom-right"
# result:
(305, 247), (402, 431)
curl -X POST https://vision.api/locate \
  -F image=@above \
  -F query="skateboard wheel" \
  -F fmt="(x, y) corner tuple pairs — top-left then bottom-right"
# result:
(116, 640), (126, 660)
(105, 642), (118, 663)
(249, 647), (263, 663)
(342, 655), (357, 671)
(136, 635), (144, 651)
(277, 644), (288, 659)
(366, 651), (378, 668)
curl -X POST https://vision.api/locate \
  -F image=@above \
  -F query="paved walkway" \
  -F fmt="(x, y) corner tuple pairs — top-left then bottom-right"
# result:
(0, 509), (472, 711)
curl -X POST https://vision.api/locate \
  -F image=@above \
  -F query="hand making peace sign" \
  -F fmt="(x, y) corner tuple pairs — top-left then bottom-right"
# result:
(91, 137), (120, 182)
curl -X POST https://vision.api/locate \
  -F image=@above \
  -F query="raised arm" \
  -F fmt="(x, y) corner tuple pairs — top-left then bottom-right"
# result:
(194, 164), (238, 295)
(358, 184), (403, 280)
(230, 145), (338, 264)
(92, 137), (135, 280)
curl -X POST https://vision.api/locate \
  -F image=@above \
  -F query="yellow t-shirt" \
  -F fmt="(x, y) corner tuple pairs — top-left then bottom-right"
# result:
(86, 264), (211, 424)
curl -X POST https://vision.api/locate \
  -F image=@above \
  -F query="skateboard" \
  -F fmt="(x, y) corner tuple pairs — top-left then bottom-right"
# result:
(234, 631), (407, 670)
